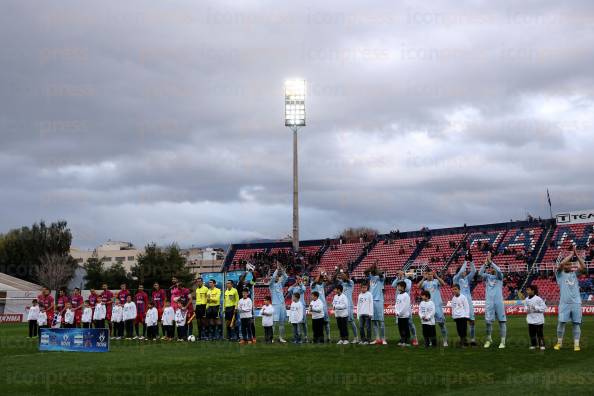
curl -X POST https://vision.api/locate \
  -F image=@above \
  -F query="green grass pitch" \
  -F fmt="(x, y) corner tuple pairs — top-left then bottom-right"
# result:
(1, 316), (592, 395)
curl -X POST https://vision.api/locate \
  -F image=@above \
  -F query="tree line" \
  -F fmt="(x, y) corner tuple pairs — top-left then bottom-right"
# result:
(0, 220), (193, 291)
(83, 243), (193, 289)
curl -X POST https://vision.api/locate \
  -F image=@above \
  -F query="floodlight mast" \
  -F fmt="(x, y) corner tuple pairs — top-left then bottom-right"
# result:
(284, 79), (306, 252)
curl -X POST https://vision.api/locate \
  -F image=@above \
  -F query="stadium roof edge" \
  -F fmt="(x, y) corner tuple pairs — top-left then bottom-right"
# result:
(0, 271), (42, 291)
(228, 218), (556, 251)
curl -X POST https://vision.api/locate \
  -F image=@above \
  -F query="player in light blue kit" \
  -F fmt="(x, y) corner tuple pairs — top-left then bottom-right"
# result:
(269, 263), (288, 343)
(365, 263), (387, 345)
(334, 269), (359, 343)
(288, 275), (308, 342)
(453, 256), (477, 345)
(311, 272), (331, 342)
(554, 245), (586, 352)
(420, 270), (448, 347)
(479, 252), (506, 349)
(392, 270), (418, 346)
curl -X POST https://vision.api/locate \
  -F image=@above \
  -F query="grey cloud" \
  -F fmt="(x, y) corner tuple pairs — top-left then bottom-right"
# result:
(1, 0), (594, 248)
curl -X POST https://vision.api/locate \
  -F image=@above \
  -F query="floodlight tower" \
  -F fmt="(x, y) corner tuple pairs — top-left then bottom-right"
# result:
(284, 79), (306, 252)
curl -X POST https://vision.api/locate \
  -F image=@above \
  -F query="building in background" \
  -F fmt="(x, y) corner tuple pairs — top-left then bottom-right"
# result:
(182, 247), (225, 274)
(71, 241), (143, 272)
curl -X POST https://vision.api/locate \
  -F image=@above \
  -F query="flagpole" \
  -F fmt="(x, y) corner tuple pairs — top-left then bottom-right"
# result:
(547, 189), (553, 219)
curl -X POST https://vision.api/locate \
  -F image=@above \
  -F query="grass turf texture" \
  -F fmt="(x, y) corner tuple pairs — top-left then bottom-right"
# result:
(0, 316), (592, 395)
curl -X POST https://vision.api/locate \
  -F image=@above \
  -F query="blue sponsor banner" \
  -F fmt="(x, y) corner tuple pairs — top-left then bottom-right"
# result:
(39, 328), (110, 352)
(225, 270), (253, 284)
(202, 272), (225, 288)
(202, 272), (226, 306)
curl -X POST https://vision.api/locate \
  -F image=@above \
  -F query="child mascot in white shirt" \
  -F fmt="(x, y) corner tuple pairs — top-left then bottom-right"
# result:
(451, 284), (470, 347)
(524, 285), (546, 350)
(394, 281), (412, 346)
(357, 283), (374, 344)
(289, 293), (304, 344)
(418, 290), (437, 348)
(238, 288), (254, 344)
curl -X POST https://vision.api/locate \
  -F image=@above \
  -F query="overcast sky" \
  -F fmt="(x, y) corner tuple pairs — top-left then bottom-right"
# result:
(1, 0), (593, 249)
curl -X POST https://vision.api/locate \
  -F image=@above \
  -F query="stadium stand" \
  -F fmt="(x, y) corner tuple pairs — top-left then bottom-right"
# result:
(495, 226), (544, 271)
(310, 242), (365, 277)
(541, 223), (594, 264)
(414, 233), (465, 272)
(462, 229), (506, 268)
(521, 221), (594, 302)
(228, 248), (266, 271)
(226, 218), (594, 306)
(353, 237), (421, 278)
(226, 242), (324, 279)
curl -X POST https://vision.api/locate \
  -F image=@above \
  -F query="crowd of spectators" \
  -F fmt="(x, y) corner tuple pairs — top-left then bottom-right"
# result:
(234, 248), (323, 279)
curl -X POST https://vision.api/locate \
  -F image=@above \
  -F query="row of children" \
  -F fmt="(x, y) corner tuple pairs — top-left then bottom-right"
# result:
(278, 281), (547, 349)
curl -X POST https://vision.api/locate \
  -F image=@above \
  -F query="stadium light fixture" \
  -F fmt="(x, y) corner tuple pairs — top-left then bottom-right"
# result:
(284, 79), (306, 251)
(285, 79), (306, 127)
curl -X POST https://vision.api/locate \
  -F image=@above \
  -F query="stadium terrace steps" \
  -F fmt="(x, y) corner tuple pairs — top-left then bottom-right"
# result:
(523, 221), (593, 301)
(540, 222), (594, 264)
(414, 233), (467, 274)
(347, 238), (380, 274)
(404, 237), (428, 268)
(228, 248), (266, 271)
(311, 242), (366, 277)
(353, 237), (422, 278)
(439, 234), (469, 276)
(530, 277), (559, 301)
(493, 226), (544, 272)
(520, 223), (556, 292)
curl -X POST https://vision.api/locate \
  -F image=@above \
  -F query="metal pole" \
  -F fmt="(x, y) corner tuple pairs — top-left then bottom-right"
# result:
(292, 127), (299, 251)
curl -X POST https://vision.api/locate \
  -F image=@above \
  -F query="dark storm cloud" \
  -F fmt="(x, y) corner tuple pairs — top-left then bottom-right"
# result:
(1, 0), (594, 247)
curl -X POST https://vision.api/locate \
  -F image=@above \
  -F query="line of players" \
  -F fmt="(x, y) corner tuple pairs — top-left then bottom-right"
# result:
(268, 248), (585, 350)
(26, 247), (585, 350)
(28, 274), (258, 342)
(28, 279), (198, 341)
